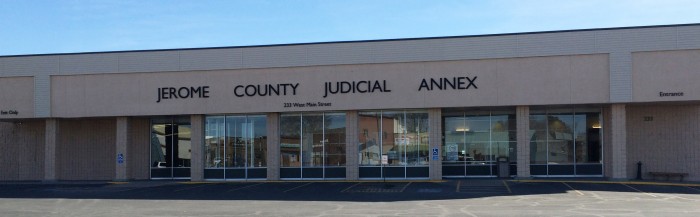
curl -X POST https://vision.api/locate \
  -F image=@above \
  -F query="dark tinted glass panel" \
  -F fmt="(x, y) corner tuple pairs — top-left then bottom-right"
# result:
(204, 169), (224, 179)
(548, 164), (575, 175)
(384, 167), (406, 178)
(442, 165), (465, 176)
(576, 164), (603, 175)
(406, 167), (429, 178)
(324, 168), (346, 178)
(465, 165), (491, 176)
(359, 167), (382, 178)
(225, 169), (246, 179)
(530, 165), (547, 175)
(302, 168), (323, 178)
(247, 168), (267, 179)
(280, 168), (301, 179)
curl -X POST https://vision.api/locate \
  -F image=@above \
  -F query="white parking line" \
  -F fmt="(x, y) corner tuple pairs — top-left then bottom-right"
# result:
(400, 182), (412, 192)
(502, 180), (512, 194)
(622, 184), (658, 197)
(173, 184), (211, 192)
(283, 182), (313, 193)
(340, 183), (362, 193)
(562, 182), (584, 196)
(686, 186), (700, 193)
(227, 183), (264, 192)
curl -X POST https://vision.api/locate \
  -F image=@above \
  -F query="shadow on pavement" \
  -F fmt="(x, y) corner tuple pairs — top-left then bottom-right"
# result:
(0, 179), (698, 202)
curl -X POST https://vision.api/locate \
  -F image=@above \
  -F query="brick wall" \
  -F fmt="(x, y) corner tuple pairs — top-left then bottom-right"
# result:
(56, 118), (116, 180)
(0, 121), (45, 180)
(626, 104), (700, 181)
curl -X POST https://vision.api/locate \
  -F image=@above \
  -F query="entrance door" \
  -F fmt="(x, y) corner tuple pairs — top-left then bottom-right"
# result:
(150, 116), (191, 179)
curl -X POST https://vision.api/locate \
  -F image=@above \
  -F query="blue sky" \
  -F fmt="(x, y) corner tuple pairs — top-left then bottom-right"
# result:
(1, 0), (699, 56)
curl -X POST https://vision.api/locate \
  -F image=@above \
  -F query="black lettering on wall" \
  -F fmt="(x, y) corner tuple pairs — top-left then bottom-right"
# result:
(157, 86), (210, 103)
(418, 76), (478, 91)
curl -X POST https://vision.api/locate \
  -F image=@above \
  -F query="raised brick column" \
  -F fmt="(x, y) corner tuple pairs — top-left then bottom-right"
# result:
(428, 108), (442, 180)
(266, 113), (280, 180)
(516, 106), (531, 178)
(44, 118), (58, 181)
(610, 104), (628, 180)
(345, 111), (359, 180)
(190, 115), (204, 181)
(115, 117), (129, 181)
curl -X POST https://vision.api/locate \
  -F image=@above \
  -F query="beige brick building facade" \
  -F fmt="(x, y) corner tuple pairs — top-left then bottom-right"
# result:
(1, 24), (699, 181)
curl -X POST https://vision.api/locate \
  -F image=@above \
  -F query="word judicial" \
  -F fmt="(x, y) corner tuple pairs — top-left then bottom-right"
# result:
(323, 80), (391, 98)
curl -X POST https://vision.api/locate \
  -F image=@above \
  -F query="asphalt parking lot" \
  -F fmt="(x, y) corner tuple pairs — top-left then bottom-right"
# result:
(1, 179), (699, 216)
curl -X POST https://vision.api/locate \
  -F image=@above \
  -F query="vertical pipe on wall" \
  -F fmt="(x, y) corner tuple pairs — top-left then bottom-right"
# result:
(345, 111), (359, 180)
(428, 108), (442, 180)
(610, 104), (627, 180)
(115, 117), (129, 181)
(266, 113), (280, 180)
(516, 106), (531, 179)
(43, 118), (58, 182)
(190, 115), (204, 181)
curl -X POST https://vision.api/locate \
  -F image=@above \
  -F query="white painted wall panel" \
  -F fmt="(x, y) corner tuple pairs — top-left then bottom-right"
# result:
(180, 49), (243, 71)
(59, 53), (118, 74)
(441, 35), (517, 60)
(34, 75), (51, 117)
(594, 29), (626, 53)
(118, 51), (180, 73)
(371, 39), (444, 63)
(306, 43), (373, 65)
(623, 27), (677, 51)
(2, 56), (58, 76)
(609, 53), (632, 102)
(677, 26), (700, 49)
(516, 31), (596, 56)
(242, 45), (307, 68)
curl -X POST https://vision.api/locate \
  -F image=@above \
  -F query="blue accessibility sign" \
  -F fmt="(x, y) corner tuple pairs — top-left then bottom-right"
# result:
(117, 153), (124, 164)
(432, 148), (439, 160)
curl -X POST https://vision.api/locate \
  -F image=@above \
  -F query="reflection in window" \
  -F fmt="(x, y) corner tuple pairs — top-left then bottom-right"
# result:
(529, 108), (602, 175)
(442, 110), (516, 165)
(358, 110), (429, 166)
(280, 112), (346, 168)
(205, 115), (267, 169)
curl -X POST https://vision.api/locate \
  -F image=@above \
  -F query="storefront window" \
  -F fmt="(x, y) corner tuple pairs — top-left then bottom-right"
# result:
(442, 109), (516, 177)
(280, 114), (301, 167)
(279, 112), (347, 179)
(204, 115), (267, 179)
(529, 107), (602, 176)
(205, 116), (225, 168)
(324, 113), (346, 166)
(358, 110), (429, 179)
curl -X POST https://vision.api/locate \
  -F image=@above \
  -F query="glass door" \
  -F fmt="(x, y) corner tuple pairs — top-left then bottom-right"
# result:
(150, 116), (191, 179)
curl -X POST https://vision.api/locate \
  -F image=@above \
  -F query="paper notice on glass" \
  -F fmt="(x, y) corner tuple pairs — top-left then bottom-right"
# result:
(446, 143), (459, 161)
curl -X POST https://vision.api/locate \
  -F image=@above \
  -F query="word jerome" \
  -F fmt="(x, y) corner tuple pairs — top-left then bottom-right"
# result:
(234, 83), (299, 97)
(419, 76), (477, 91)
(323, 80), (391, 98)
(157, 86), (210, 103)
